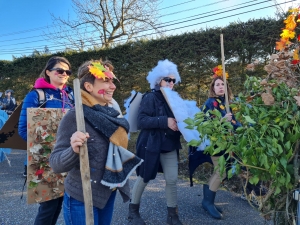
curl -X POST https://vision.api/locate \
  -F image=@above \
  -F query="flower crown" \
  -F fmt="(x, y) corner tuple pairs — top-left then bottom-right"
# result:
(88, 62), (117, 80)
(212, 65), (229, 79)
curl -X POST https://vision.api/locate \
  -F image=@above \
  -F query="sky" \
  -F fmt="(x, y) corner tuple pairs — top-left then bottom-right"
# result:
(0, 0), (298, 61)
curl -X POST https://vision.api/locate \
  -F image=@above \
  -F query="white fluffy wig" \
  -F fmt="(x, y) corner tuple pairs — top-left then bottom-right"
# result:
(146, 59), (181, 89)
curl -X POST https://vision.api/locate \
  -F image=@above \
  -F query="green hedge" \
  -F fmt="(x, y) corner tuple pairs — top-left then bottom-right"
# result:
(0, 18), (283, 107)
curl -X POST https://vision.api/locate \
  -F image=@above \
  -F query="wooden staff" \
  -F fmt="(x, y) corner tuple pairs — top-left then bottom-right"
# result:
(73, 78), (94, 225)
(220, 33), (230, 113)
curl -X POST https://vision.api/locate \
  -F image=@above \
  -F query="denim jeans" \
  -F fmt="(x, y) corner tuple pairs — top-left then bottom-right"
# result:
(34, 197), (63, 225)
(63, 190), (117, 225)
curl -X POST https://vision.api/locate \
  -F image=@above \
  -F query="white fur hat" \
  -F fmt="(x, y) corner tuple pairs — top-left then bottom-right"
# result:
(146, 59), (181, 89)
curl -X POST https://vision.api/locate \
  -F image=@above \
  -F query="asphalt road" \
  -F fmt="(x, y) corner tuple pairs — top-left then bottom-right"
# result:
(0, 150), (273, 225)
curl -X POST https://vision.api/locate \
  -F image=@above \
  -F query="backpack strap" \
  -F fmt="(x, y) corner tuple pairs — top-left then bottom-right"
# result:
(34, 89), (46, 108)
(34, 88), (74, 108)
(67, 91), (74, 105)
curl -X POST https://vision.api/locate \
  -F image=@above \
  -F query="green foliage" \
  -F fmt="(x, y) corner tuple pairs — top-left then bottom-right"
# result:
(186, 76), (300, 217)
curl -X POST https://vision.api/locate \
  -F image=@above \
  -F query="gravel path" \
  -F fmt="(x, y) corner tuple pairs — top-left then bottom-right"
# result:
(0, 150), (273, 225)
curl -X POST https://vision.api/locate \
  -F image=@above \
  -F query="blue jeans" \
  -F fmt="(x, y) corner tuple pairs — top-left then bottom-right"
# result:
(63, 191), (117, 225)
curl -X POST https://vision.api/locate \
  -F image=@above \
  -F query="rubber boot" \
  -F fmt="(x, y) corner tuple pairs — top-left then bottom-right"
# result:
(128, 203), (146, 225)
(203, 184), (222, 213)
(202, 186), (222, 219)
(167, 206), (183, 225)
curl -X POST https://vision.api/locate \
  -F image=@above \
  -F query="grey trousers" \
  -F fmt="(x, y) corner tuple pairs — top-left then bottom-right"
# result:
(131, 150), (178, 207)
(208, 156), (226, 192)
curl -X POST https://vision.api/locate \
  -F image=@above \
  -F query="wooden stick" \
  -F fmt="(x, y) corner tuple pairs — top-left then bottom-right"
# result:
(73, 78), (94, 225)
(220, 33), (230, 113)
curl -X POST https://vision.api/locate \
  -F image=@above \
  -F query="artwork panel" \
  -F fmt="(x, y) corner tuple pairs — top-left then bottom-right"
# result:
(26, 108), (69, 204)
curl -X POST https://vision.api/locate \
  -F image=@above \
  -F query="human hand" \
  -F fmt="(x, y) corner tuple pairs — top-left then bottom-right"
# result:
(223, 113), (232, 122)
(70, 131), (90, 154)
(168, 118), (178, 131)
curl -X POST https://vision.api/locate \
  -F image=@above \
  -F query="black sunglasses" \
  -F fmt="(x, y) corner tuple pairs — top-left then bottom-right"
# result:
(49, 68), (72, 76)
(162, 77), (176, 83)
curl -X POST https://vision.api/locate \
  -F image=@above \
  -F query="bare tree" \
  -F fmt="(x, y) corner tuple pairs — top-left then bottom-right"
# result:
(47, 0), (163, 50)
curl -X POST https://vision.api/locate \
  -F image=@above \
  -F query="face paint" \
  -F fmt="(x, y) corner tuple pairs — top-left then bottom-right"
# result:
(98, 89), (105, 94)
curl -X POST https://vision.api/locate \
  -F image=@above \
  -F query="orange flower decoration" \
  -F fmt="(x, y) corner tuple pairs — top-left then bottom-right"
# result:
(88, 62), (116, 80)
(284, 14), (297, 31)
(212, 65), (229, 79)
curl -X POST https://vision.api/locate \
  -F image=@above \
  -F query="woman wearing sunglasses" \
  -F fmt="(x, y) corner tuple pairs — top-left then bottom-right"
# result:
(128, 59), (183, 225)
(18, 56), (74, 225)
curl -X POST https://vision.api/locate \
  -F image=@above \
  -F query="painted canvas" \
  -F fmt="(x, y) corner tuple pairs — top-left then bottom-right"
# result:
(26, 108), (69, 204)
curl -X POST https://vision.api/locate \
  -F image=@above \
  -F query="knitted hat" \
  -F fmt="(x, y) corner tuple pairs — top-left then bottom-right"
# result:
(146, 59), (181, 89)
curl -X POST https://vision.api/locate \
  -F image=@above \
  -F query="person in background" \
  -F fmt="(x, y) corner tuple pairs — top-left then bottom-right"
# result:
(2, 89), (17, 115)
(18, 56), (74, 225)
(50, 59), (131, 225)
(201, 77), (241, 220)
(128, 59), (183, 225)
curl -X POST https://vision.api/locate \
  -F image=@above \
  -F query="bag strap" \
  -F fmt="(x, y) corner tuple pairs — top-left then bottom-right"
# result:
(34, 89), (46, 108)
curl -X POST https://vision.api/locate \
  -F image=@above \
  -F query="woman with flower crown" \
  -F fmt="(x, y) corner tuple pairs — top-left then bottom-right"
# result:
(200, 74), (241, 220)
(50, 59), (142, 225)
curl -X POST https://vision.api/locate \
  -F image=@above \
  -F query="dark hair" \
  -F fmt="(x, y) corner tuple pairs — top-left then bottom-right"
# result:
(78, 59), (106, 93)
(208, 77), (233, 99)
(40, 56), (71, 83)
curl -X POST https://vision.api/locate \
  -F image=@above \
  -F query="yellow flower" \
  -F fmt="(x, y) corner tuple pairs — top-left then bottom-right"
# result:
(220, 105), (225, 110)
(280, 29), (295, 40)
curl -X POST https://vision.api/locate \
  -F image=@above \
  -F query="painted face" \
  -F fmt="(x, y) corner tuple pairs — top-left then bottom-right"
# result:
(88, 78), (116, 105)
(214, 79), (225, 96)
(46, 62), (70, 89)
(160, 75), (175, 90)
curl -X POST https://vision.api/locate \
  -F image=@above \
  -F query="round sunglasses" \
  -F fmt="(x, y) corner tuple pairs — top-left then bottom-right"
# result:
(162, 77), (176, 83)
(49, 68), (72, 76)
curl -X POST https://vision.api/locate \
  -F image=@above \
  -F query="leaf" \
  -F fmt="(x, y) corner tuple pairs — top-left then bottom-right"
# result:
(261, 92), (275, 106)
(284, 141), (291, 150)
(242, 115), (256, 124)
(184, 118), (194, 126)
(210, 109), (222, 119)
(28, 181), (39, 189)
(280, 157), (287, 168)
(274, 186), (281, 195)
(249, 176), (259, 185)
(188, 139), (200, 147)
(218, 155), (226, 176)
(45, 135), (55, 142)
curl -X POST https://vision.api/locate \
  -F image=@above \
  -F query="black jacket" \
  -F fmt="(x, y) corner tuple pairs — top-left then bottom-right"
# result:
(136, 90), (181, 183)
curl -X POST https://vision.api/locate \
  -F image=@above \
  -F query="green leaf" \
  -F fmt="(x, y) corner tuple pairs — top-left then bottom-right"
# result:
(188, 139), (200, 147)
(249, 176), (259, 185)
(279, 157), (287, 168)
(218, 155), (226, 176)
(270, 163), (277, 175)
(184, 118), (194, 126)
(28, 181), (39, 189)
(242, 115), (256, 124)
(45, 135), (55, 142)
(210, 109), (222, 119)
(284, 141), (291, 150)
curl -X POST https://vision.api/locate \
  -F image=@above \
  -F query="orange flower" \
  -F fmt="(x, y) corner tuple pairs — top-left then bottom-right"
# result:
(284, 14), (297, 31)
(212, 65), (229, 79)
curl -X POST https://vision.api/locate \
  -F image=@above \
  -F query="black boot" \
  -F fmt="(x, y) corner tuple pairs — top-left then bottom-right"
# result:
(202, 185), (222, 219)
(128, 203), (146, 225)
(203, 184), (222, 213)
(167, 206), (183, 225)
